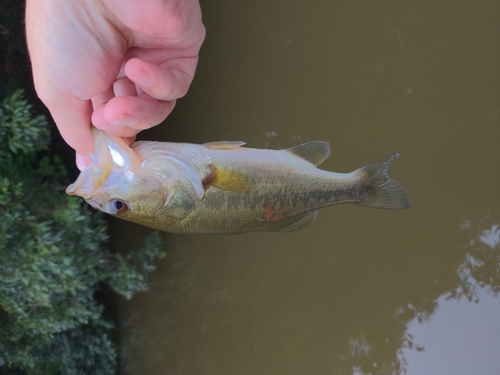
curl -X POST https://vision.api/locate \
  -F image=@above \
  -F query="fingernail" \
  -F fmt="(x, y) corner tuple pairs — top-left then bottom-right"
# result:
(111, 114), (138, 127)
(76, 153), (91, 171)
(128, 68), (151, 87)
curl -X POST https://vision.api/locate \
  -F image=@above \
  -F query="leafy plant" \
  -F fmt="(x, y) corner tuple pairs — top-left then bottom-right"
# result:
(0, 89), (165, 375)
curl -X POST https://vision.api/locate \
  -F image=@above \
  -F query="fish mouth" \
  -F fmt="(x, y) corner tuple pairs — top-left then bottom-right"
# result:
(66, 128), (142, 199)
(66, 165), (111, 199)
(85, 195), (114, 214)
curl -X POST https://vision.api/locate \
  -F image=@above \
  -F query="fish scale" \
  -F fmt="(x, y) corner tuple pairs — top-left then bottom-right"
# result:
(67, 129), (411, 234)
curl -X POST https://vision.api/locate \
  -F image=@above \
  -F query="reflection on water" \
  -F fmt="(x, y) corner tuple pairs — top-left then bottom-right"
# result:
(453, 222), (500, 302)
(402, 220), (500, 375)
(403, 288), (500, 375)
(117, 0), (499, 374)
(118, 214), (500, 375)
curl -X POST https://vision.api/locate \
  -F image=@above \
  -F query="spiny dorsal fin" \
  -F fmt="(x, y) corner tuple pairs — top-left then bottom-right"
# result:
(204, 141), (246, 150)
(205, 165), (254, 193)
(285, 141), (331, 166)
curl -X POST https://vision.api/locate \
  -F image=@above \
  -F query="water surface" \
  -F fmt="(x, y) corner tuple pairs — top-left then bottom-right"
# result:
(115, 1), (500, 374)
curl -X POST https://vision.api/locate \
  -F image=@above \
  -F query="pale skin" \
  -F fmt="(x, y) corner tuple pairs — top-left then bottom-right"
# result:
(25, 0), (205, 170)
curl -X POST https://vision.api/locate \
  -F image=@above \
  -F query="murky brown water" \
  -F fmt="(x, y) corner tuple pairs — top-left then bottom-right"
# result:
(115, 1), (500, 374)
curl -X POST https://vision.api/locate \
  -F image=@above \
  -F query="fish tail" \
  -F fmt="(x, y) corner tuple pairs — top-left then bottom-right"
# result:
(356, 153), (412, 210)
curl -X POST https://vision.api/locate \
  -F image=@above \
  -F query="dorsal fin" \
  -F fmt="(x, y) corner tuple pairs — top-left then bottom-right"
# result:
(285, 141), (331, 166)
(204, 141), (246, 150)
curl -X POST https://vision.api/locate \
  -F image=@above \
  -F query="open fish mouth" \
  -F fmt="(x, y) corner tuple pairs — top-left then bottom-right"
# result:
(66, 128), (142, 199)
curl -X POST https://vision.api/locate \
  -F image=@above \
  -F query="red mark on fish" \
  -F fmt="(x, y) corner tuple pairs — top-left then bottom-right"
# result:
(264, 204), (281, 222)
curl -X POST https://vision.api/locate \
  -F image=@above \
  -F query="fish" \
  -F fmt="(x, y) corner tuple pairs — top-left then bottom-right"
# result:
(66, 128), (411, 234)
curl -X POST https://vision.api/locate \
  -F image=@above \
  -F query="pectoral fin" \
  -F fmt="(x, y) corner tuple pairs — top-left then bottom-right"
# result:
(277, 211), (318, 232)
(205, 165), (254, 193)
(285, 141), (331, 166)
(204, 141), (247, 150)
(163, 184), (199, 219)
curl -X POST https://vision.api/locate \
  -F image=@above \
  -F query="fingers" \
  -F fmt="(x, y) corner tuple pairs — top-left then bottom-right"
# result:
(43, 94), (94, 160)
(113, 76), (137, 97)
(92, 94), (176, 137)
(91, 54), (196, 138)
(43, 95), (95, 171)
(76, 152), (92, 171)
(124, 56), (199, 101)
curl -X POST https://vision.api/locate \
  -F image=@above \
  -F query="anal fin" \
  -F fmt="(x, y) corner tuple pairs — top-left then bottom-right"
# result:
(277, 211), (318, 232)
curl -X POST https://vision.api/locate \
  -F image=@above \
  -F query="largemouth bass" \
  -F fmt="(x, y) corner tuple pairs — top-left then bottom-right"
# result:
(67, 129), (411, 234)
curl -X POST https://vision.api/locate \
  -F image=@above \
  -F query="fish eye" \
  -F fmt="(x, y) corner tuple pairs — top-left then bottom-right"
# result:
(108, 199), (128, 214)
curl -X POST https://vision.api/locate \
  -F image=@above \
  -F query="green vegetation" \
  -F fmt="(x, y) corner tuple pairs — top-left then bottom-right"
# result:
(0, 90), (165, 375)
(0, 3), (165, 373)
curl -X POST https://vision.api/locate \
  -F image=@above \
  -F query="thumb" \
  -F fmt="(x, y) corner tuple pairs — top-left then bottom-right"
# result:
(45, 92), (95, 165)
(76, 152), (92, 171)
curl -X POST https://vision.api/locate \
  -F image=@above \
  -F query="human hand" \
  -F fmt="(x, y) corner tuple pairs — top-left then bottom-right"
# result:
(26, 0), (205, 170)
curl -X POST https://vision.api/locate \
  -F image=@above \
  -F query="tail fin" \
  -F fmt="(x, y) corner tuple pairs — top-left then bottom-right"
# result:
(357, 153), (412, 210)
